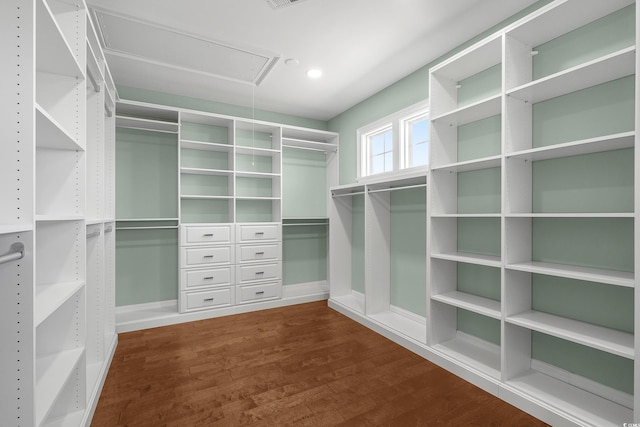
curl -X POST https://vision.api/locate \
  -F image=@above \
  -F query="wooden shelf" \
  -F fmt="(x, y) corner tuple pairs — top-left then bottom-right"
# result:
(431, 94), (501, 127)
(36, 105), (83, 151)
(181, 140), (233, 152)
(36, 0), (83, 79)
(506, 47), (635, 104)
(431, 252), (501, 268)
(432, 155), (501, 173)
(35, 348), (85, 426)
(505, 261), (634, 288)
(506, 310), (634, 359)
(432, 291), (501, 319)
(432, 332), (501, 380)
(506, 131), (635, 162)
(506, 0), (634, 48)
(116, 115), (179, 133)
(35, 281), (85, 327)
(180, 167), (232, 176)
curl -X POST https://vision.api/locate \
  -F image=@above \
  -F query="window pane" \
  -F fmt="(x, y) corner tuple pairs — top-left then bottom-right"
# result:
(371, 134), (385, 155)
(371, 154), (385, 175)
(384, 152), (393, 172)
(412, 120), (429, 144)
(383, 130), (393, 152)
(412, 142), (428, 166)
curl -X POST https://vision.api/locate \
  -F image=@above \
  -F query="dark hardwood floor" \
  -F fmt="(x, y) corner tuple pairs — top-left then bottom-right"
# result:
(91, 301), (548, 426)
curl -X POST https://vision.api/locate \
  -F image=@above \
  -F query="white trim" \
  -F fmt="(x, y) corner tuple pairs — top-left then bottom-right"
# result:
(83, 335), (118, 427)
(115, 286), (330, 333)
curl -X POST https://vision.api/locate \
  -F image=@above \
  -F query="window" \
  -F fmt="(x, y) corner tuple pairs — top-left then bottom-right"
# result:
(367, 126), (394, 175)
(357, 101), (428, 180)
(404, 113), (429, 168)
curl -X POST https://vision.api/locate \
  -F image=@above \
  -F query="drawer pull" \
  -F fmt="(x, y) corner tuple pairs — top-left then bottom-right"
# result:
(204, 255), (214, 258)
(255, 291), (265, 295)
(255, 232), (265, 236)
(255, 271), (265, 275)
(203, 233), (214, 237)
(203, 298), (214, 302)
(255, 252), (265, 255)
(204, 276), (214, 280)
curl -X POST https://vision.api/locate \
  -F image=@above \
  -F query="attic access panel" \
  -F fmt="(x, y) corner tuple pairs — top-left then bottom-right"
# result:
(93, 10), (279, 85)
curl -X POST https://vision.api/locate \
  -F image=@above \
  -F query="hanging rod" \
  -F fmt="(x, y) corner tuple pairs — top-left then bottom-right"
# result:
(86, 229), (101, 239)
(115, 226), (179, 231)
(282, 222), (329, 227)
(281, 144), (337, 153)
(367, 183), (427, 194)
(332, 191), (365, 198)
(87, 69), (101, 93)
(0, 243), (24, 265)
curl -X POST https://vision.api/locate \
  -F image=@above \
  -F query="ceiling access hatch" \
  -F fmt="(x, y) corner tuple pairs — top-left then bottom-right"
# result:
(264, 0), (311, 9)
(92, 10), (280, 86)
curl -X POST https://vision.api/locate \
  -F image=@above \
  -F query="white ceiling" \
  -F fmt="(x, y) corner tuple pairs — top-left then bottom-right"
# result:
(87, 0), (538, 121)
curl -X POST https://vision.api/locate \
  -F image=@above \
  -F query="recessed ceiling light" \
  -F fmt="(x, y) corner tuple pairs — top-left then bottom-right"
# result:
(306, 68), (323, 79)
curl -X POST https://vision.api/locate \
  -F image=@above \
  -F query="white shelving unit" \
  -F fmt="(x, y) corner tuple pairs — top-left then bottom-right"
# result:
(114, 100), (338, 329)
(1, 1), (117, 425)
(330, 2), (638, 426)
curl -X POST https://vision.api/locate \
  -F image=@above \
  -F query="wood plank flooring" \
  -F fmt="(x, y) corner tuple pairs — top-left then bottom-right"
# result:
(91, 301), (548, 426)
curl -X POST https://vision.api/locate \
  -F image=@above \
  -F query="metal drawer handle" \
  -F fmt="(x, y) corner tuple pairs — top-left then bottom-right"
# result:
(255, 291), (265, 295)
(204, 298), (214, 302)
(255, 232), (265, 236)
(255, 271), (265, 275)
(203, 233), (214, 237)
(204, 255), (214, 258)
(204, 276), (214, 280)
(255, 252), (265, 255)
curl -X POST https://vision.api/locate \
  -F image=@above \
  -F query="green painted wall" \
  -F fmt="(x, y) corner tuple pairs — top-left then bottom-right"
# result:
(457, 167), (501, 214)
(457, 309), (501, 346)
(457, 115), (501, 162)
(116, 128), (178, 219)
(282, 148), (327, 218)
(390, 188), (427, 316)
(282, 225), (327, 285)
(457, 64), (501, 108)
(532, 332), (633, 395)
(457, 263), (500, 301)
(116, 229), (178, 305)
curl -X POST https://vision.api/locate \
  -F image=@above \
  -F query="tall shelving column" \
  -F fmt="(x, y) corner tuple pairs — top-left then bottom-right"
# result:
(365, 175), (428, 345)
(178, 111), (236, 313)
(34, 0), (89, 425)
(329, 183), (366, 313)
(234, 120), (283, 305)
(427, 33), (504, 381)
(281, 127), (338, 298)
(115, 101), (179, 312)
(0, 1), (36, 424)
(85, 8), (118, 422)
(500, 1), (636, 425)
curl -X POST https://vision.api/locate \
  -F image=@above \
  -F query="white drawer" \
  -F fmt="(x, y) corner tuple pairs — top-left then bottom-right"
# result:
(181, 224), (233, 246)
(236, 223), (281, 243)
(236, 282), (281, 304)
(181, 246), (233, 268)
(236, 262), (281, 283)
(181, 287), (234, 312)
(180, 266), (234, 290)
(236, 243), (281, 263)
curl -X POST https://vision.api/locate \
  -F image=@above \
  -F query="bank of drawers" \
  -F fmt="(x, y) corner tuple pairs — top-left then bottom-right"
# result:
(180, 223), (281, 312)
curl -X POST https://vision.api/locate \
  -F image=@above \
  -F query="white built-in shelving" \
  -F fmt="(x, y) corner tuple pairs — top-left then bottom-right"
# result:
(330, 1), (638, 426)
(0, 1), (117, 425)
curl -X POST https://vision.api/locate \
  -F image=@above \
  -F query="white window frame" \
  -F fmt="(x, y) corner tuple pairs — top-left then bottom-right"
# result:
(357, 100), (429, 182)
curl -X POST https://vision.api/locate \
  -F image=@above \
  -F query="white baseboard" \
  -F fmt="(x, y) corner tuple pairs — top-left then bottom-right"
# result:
(116, 282), (329, 333)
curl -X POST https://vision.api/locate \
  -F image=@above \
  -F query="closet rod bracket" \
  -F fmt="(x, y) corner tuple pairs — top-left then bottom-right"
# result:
(0, 242), (25, 265)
